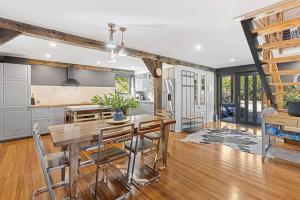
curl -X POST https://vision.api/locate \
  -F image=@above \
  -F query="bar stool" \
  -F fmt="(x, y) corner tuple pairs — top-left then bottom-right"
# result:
(89, 123), (135, 200)
(124, 119), (163, 187)
(32, 123), (69, 200)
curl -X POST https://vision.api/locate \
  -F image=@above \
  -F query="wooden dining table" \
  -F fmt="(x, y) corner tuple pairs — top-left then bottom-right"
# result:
(49, 114), (176, 199)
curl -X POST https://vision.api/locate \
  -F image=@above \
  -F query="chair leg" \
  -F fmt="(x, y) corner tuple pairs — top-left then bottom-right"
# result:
(94, 163), (100, 199)
(154, 138), (160, 170)
(61, 167), (66, 181)
(131, 152), (137, 181)
(126, 154), (131, 182)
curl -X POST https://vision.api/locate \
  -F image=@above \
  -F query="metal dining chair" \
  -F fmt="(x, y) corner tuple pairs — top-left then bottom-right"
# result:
(124, 119), (163, 187)
(32, 123), (69, 200)
(89, 123), (135, 200)
(143, 110), (170, 155)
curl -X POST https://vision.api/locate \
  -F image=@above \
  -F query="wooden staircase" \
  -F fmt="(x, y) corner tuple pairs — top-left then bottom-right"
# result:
(237, 0), (300, 109)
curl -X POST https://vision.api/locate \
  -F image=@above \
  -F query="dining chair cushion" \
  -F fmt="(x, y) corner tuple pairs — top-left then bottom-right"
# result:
(144, 132), (161, 140)
(124, 138), (156, 153)
(44, 151), (69, 169)
(90, 147), (129, 165)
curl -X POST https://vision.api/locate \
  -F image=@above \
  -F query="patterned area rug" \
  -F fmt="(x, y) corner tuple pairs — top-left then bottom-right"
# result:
(181, 127), (263, 155)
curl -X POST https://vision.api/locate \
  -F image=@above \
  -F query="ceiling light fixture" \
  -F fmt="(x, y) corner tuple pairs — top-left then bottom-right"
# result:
(195, 44), (203, 51)
(106, 23), (116, 49)
(49, 42), (57, 48)
(230, 58), (235, 62)
(45, 54), (51, 58)
(96, 61), (101, 65)
(119, 27), (127, 56)
(108, 50), (117, 63)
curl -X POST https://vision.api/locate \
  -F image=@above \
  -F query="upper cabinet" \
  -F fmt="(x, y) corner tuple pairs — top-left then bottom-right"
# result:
(0, 63), (30, 108)
(3, 63), (28, 79)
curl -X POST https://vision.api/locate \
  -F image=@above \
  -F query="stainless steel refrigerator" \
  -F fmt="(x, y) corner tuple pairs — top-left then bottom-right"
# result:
(162, 78), (175, 131)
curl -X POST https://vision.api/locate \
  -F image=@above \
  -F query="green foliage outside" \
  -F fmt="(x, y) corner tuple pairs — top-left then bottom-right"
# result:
(115, 76), (129, 94)
(221, 75), (263, 103)
(285, 87), (300, 103)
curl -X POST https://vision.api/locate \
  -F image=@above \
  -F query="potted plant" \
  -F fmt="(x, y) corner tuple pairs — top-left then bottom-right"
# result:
(285, 87), (300, 117)
(91, 92), (138, 121)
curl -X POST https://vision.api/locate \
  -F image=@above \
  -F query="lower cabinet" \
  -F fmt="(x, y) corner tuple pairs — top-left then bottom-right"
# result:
(0, 108), (31, 140)
(31, 107), (65, 134)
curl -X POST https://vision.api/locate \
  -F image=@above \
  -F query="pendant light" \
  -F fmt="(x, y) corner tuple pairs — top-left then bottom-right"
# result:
(106, 23), (116, 49)
(108, 50), (117, 63)
(119, 27), (127, 56)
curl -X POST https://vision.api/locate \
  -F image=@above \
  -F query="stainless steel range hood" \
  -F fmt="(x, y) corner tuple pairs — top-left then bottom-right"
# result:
(62, 66), (80, 86)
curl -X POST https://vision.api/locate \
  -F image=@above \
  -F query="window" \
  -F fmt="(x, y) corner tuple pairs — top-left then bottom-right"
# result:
(115, 76), (130, 94)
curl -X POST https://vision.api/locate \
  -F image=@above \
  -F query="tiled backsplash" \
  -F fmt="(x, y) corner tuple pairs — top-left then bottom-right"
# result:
(31, 85), (115, 105)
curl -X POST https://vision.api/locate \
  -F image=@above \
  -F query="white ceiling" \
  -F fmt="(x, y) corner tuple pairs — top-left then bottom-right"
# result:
(0, 0), (282, 68)
(0, 36), (149, 73)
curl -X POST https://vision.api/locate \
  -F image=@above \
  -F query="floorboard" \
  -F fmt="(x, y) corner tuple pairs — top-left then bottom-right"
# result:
(0, 122), (300, 200)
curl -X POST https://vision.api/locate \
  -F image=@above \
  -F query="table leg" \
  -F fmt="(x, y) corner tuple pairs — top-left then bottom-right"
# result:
(68, 143), (80, 199)
(160, 124), (170, 169)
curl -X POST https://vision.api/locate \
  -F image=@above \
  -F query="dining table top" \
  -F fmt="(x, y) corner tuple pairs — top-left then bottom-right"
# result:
(49, 114), (176, 147)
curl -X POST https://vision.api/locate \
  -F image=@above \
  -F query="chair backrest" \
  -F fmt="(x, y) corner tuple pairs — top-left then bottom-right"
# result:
(155, 110), (171, 119)
(98, 123), (135, 146)
(32, 123), (46, 156)
(138, 119), (163, 136)
(101, 111), (113, 120)
(32, 123), (56, 200)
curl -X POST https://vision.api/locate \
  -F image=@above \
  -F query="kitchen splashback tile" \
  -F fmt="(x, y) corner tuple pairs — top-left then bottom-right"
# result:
(31, 85), (114, 105)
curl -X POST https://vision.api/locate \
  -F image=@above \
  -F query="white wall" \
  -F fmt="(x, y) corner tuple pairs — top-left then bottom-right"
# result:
(174, 65), (215, 132)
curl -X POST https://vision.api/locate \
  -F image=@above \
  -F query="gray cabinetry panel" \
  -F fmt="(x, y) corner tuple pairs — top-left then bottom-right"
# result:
(0, 111), (3, 140)
(0, 63), (31, 141)
(3, 108), (29, 139)
(3, 80), (28, 107)
(31, 107), (65, 134)
(3, 63), (28, 79)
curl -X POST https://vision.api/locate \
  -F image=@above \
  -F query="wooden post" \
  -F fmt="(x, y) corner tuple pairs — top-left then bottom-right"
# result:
(142, 58), (163, 113)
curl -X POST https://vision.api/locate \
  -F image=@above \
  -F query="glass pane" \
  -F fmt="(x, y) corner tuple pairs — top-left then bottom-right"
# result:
(220, 76), (235, 122)
(248, 75), (253, 122)
(256, 75), (263, 123)
(221, 76), (233, 104)
(240, 76), (245, 122)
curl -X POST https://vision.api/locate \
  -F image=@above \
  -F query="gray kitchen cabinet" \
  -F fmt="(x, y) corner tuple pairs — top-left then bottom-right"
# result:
(31, 107), (65, 134)
(3, 63), (28, 79)
(0, 63), (31, 141)
(2, 108), (30, 140)
(3, 80), (28, 108)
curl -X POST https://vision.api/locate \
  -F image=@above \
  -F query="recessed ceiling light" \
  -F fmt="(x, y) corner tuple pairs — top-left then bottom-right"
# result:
(96, 61), (101, 65)
(49, 42), (57, 48)
(45, 54), (51, 58)
(195, 44), (203, 51)
(230, 58), (235, 62)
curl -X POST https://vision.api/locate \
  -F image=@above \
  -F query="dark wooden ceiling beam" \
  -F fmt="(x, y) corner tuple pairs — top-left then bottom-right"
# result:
(0, 27), (20, 45)
(0, 17), (213, 72)
(143, 58), (163, 112)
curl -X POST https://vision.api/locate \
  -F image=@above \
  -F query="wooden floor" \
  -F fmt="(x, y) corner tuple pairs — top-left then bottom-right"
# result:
(1, 122), (300, 200)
